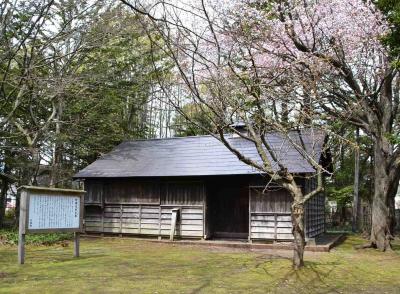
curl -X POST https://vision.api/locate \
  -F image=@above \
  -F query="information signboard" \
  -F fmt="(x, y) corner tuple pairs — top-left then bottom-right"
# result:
(18, 186), (85, 264)
(28, 194), (81, 231)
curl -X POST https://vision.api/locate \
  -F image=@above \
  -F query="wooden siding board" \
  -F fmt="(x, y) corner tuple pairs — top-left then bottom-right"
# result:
(249, 187), (293, 240)
(84, 202), (204, 238)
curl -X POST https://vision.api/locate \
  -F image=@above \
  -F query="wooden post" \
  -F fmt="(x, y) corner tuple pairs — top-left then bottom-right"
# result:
(158, 206), (162, 240)
(18, 233), (25, 265)
(18, 190), (27, 265)
(74, 232), (80, 258)
(101, 204), (105, 237)
(202, 185), (206, 240)
(138, 204), (142, 234)
(170, 208), (180, 241)
(119, 204), (123, 237)
(248, 187), (252, 242)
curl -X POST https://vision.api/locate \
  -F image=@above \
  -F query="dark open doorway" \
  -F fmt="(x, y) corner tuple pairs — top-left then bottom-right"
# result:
(206, 177), (249, 239)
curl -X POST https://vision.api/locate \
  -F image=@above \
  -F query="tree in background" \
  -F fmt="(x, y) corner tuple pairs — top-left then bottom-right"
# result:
(0, 0), (103, 186)
(326, 127), (374, 229)
(172, 103), (215, 137)
(0, 2), (170, 224)
(50, 6), (171, 183)
(0, 0), (104, 223)
(375, 0), (400, 68)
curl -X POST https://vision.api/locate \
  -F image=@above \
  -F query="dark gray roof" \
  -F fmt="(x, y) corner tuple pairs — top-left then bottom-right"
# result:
(74, 129), (325, 178)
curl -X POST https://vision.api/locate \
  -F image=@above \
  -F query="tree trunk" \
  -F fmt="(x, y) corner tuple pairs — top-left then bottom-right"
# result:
(370, 138), (400, 250)
(291, 200), (305, 269)
(50, 98), (64, 188)
(287, 181), (307, 270)
(352, 128), (360, 232)
(0, 176), (9, 228)
(28, 146), (40, 185)
(50, 143), (63, 188)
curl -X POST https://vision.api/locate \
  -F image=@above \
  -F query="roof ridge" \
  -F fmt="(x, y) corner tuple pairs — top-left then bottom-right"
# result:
(123, 134), (215, 143)
(122, 127), (324, 143)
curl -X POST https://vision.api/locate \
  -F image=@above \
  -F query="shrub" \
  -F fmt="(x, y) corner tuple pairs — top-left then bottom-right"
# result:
(5, 208), (16, 220)
(0, 229), (73, 246)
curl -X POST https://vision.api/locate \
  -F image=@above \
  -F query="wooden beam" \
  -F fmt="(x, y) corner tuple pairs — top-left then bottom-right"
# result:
(18, 190), (27, 265)
(170, 208), (180, 241)
(74, 232), (80, 257)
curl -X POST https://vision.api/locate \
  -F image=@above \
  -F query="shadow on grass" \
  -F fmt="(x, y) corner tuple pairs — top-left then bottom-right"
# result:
(275, 259), (343, 293)
(29, 254), (108, 264)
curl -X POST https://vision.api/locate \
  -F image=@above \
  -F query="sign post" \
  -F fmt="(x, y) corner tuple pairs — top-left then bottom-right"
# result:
(17, 186), (85, 265)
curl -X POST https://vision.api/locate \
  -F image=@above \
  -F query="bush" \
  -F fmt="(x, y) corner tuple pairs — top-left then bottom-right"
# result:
(0, 229), (73, 246)
(5, 208), (16, 220)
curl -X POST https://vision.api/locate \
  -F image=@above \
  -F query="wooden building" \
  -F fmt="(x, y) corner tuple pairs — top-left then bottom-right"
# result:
(74, 130), (328, 241)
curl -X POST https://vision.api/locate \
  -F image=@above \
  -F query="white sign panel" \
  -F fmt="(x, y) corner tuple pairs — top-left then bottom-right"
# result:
(28, 194), (80, 230)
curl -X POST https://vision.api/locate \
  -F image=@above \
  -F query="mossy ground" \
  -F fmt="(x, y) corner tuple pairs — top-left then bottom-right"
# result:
(0, 235), (399, 293)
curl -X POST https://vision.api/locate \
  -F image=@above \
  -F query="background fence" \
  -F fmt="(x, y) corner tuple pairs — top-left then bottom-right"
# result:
(326, 203), (400, 234)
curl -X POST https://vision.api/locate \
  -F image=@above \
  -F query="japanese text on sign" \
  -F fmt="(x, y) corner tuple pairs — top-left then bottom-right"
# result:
(28, 194), (80, 230)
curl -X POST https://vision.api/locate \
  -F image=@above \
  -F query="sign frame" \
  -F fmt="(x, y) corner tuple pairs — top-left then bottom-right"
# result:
(18, 186), (85, 264)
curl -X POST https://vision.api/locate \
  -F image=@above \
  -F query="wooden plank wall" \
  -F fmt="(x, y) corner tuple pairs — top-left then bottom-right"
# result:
(85, 204), (204, 237)
(249, 187), (293, 240)
(84, 180), (103, 204)
(84, 180), (204, 238)
(304, 177), (325, 238)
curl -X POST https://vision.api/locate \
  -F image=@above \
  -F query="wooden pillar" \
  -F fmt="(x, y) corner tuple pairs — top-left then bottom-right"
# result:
(119, 204), (123, 237)
(158, 206), (162, 240)
(248, 187), (252, 243)
(170, 208), (180, 241)
(18, 190), (27, 265)
(74, 232), (80, 258)
(101, 204), (105, 237)
(138, 205), (142, 234)
(18, 233), (25, 265)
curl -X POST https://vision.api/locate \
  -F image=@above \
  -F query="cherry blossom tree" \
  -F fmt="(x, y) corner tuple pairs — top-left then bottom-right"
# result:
(121, 0), (335, 269)
(231, 0), (399, 251)
(121, 0), (399, 266)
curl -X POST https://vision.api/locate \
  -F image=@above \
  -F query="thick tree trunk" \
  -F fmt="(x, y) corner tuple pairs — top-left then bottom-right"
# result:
(291, 200), (305, 269)
(370, 173), (392, 250)
(370, 139), (400, 250)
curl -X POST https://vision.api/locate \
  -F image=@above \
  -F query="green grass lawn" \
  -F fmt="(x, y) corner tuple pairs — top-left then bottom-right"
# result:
(0, 235), (399, 294)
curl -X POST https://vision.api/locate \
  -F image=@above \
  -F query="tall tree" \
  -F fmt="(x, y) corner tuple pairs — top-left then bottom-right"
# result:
(172, 102), (215, 137)
(0, 0), (102, 186)
(261, 0), (400, 250)
(0, 2), (170, 221)
(56, 6), (171, 180)
(121, 0), (332, 269)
